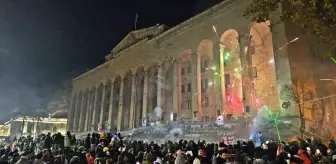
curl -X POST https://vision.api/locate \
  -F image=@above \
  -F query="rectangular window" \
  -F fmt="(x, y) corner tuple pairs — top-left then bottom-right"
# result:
(204, 60), (208, 70)
(187, 100), (191, 109)
(201, 79), (209, 92)
(182, 84), (185, 93)
(201, 82), (205, 93)
(152, 96), (157, 108)
(225, 74), (230, 88)
(252, 67), (257, 78)
(202, 97), (209, 108)
(187, 83), (191, 92)
(187, 65), (191, 73)
(201, 60), (208, 73)
(115, 101), (119, 108)
(181, 68), (185, 75)
(116, 88), (120, 94)
(182, 100), (191, 110)
(193, 111), (197, 118)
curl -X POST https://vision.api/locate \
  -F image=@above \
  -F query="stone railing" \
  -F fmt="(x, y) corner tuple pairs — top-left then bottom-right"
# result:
(121, 120), (250, 143)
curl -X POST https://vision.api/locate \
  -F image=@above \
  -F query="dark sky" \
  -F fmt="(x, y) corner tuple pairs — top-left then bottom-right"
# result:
(0, 0), (222, 119)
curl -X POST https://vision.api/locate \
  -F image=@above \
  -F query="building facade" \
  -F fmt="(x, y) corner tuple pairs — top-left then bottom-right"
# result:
(68, 0), (336, 134)
(3, 117), (67, 138)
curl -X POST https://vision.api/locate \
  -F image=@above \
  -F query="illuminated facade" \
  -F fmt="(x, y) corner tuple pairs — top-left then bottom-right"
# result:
(4, 117), (67, 137)
(69, 0), (336, 134)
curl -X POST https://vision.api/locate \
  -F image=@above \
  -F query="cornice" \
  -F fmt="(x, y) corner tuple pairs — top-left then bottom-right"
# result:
(150, 0), (236, 44)
(73, 0), (239, 84)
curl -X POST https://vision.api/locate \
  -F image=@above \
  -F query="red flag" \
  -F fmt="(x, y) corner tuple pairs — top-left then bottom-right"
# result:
(223, 136), (234, 145)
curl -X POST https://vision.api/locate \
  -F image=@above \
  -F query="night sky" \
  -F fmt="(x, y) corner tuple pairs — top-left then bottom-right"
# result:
(0, 0), (222, 119)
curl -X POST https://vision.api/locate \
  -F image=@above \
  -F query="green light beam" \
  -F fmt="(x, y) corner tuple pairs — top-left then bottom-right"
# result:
(331, 57), (336, 64)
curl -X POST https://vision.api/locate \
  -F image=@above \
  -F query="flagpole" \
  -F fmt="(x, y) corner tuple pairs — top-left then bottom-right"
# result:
(134, 13), (138, 30)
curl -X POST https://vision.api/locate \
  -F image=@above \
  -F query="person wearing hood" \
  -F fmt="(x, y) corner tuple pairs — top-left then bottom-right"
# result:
(85, 134), (91, 150)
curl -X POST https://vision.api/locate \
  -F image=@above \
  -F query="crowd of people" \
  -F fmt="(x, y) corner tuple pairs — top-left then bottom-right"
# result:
(0, 130), (336, 164)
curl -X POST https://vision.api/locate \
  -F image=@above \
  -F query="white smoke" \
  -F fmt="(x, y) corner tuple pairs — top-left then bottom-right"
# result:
(216, 115), (224, 125)
(154, 106), (163, 119)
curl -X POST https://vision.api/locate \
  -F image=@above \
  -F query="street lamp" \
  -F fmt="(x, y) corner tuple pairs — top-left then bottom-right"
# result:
(320, 79), (336, 81)
(320, 79), (336, 84)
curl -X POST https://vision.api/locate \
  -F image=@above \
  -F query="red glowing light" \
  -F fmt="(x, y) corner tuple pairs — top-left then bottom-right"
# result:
(256, 99), (260, 104)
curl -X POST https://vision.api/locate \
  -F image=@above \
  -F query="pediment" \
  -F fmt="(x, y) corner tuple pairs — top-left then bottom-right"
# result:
(110, 24), (168, 57)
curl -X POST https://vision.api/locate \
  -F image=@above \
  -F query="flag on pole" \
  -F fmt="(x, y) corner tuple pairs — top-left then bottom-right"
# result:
(134, 12), (139, 30)
(223, 136), (234, 145)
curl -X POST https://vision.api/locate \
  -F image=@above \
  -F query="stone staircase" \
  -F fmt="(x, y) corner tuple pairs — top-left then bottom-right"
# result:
(253, 116), (328, 142)
(121, 120), (251, 143)
(79, 116), (321, 143)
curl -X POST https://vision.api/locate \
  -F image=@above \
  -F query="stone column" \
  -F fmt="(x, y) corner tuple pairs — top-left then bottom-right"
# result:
(73, 93), (81, 131)
(91, 86), (99, 131)
(219, 44), (227, 115)
(172, 60), (180, 118)
(23, 121), (28, 135)
(238, 35), (252, 114)
(117, 78), (125, 132)
(108, 79), (115, 130)
(129, 75), (136, 129)
(33, 121), (37, 134)
(99, 82), (107, 125)
(78, 93), (85, 132)
(84, 89), (91, 131)
(270, 15), (295, 116)
(87, 91), (93, 131)
(192, 53), (201, 121)
(142, 71), (148, 125)
(157, 66), (162, 109)
(67, 95), (75, 131)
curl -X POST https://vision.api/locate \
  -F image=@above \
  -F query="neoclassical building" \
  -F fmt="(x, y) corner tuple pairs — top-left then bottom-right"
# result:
(68, 0), (336, 133)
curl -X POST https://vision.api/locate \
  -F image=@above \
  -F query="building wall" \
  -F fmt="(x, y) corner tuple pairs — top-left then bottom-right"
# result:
(5, 117), (67, 137)
(69, 0), (291, 132)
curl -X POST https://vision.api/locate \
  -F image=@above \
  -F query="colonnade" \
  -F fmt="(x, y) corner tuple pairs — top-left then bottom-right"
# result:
(68, 61), (183, 132)
(67, 24), (278, 132)
(68, 44), (241, 132)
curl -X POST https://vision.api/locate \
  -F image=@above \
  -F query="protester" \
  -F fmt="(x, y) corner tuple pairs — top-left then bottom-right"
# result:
(0, 128), (335, 164)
